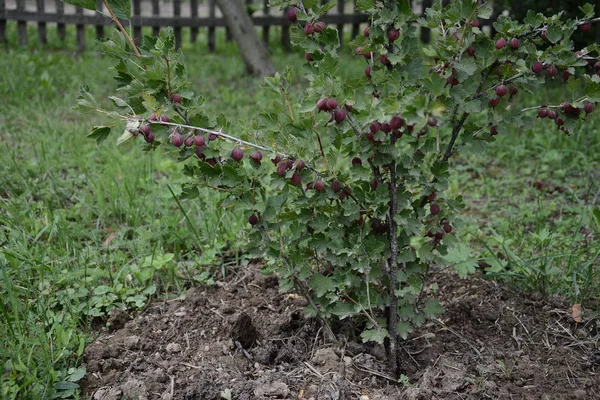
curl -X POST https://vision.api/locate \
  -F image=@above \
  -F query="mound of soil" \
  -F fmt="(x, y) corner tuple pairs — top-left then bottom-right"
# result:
(82, 266), (599, 399)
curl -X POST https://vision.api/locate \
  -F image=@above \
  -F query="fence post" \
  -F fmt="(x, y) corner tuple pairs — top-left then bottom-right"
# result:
(0, 0), (6, 44)
(208, 0), (216, 51)
(281, 8), (290, 49)
(262, 0), (270, 45)
(16, 0), (26, 46)
(174, 0), (181, 49)
(191, 0), (199, 42)
(337, 0), (344, 46)
(132, 0), (141, 45)
(35, 0), (47, 44)
(95, 0), (104, 41)
(351, 0), (359, 39)
(76, 6), (85, 51)
(420, 0), (431, 43)
(55, 0), (66, 41)
(152, 0), (160, 36)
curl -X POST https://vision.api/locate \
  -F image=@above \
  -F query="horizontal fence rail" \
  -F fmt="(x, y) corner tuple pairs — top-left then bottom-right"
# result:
(0, 0), (375, 50)
(0, 0), (495, 50)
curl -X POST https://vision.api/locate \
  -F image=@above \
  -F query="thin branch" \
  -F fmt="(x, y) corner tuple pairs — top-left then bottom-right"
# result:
(102, 0), (141, 58)
(149, 119), (363, 205)
(150, 120), (282, 154)
(442, 61), (498, 161)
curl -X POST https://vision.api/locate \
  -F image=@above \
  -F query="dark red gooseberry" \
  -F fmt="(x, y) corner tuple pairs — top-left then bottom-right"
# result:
(304, 24), (315, 35)
(488, 97), (500, 108)
(388, 28), (400, 42)
(584, 103), (595, 114)
(314, 180), (326, 191)
(248, 214), (259, 225)
(580, 23), (591, 33)
(370, 122), (381, 134)
(495, 85), (508, 97)
(331, 180), (342, 192)
(390, 116), (403, 130)
(532, 61), (544, 74)
(231, 148), (243, 162)
(139, 124), (152, 137)
(144, 132), (155, 143)
(290, 172), (302, 185)
(194, 135), (205, 147)
(251, 151), (263, 162)
(325, 98), (338, 111)
(317, 99), (328, 112)
(286, 8), (297, 22)
(333, 109), (346, 123)
(171, 132), (184, 147)
(313, 22), (326, 32)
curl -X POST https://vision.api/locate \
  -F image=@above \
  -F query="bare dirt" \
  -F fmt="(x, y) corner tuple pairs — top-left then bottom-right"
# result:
(82, 265), (600, 400)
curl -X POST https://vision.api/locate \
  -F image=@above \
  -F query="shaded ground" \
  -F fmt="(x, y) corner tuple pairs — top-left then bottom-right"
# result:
(83, 265), (600, 399)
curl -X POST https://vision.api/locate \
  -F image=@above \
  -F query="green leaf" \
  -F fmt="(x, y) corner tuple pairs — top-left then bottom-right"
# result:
(423, 299), (445, 319)
(54, 381), (80, 391)
(584, 80), (600, 102)
(180, 186), (199, 200)
(476, 4), (493, 19)
(546, 24), (563, 44)
(360, 328), (388, 344)
(88, 126), (111, 144)
(106, 0), (131, 20)
(330, 302), (356, 319)
(68, 367), (86, 382)
(308, 274), (335, 298)
(396, 321), (413, 340)
(443, 243), (478, 277)
(578, 3), (595, 19)
(74, 85), (98, 114)
(116, 129), (135, 146)
(62, 0), (95, 11)
(109, 96), (130, 109)
(93, 285), (112, 295)
(591, 208), (600, 232)
(356, 0), (374, 11)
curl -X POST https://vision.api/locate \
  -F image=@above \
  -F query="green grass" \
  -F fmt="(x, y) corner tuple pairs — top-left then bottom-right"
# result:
(1, 20), (599, 399)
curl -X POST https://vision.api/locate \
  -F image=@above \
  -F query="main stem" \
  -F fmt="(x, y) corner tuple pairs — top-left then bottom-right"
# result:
(387, 142), (399, 374)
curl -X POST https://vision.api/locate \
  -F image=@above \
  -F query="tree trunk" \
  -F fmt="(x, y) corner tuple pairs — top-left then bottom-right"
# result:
(214, 0), (276, 77)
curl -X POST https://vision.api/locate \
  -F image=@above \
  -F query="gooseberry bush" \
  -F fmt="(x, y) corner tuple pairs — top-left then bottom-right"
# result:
(73, 0), (599, 373)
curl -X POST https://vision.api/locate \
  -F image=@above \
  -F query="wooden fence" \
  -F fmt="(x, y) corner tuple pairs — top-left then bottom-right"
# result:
(0, 0), (370, 50)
